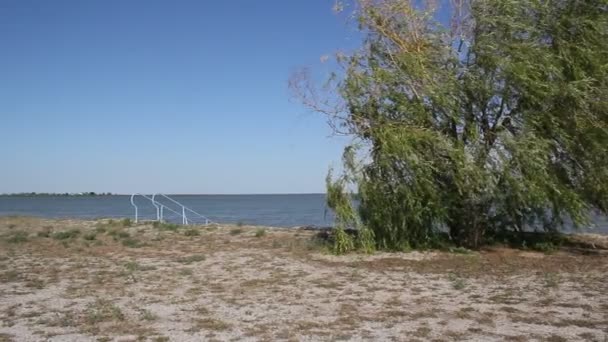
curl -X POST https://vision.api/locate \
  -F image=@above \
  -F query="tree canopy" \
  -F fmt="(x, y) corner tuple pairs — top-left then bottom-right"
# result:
(292, 0), (608, 251)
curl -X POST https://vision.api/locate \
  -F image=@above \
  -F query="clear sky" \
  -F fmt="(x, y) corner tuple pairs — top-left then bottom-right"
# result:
(0, 0), (360, 194)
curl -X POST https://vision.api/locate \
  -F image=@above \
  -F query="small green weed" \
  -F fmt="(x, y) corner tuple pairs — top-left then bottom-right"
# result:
(139, 309), (157, 321)
(124, 261), (155, 272)
(177, 254), (205, 264)
(6, 231), (28, 243)
(52, 229), (81, 240)
(255, 228), (266, 237)
(230, 228), (243, 235)
(117, 231), (130, 239)
(179, 268), (193, 276)
(533, 242), (558, 254)
(85, 299), (125, 324)
(449, 273), (467, 290)
(544, 272), (560, 288)
(37, 230), (51, 238)
(124, 261), (141, 272)
(449, 246), (472, 254)
(184, 229), (200, 237)
(121, 238), (143, 248)
(153, 221), (179, 231)
(83, 233), (97, 241)
(1, 270), (19, 282)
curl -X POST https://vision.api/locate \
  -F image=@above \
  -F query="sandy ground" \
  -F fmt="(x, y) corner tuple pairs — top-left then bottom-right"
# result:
(0, 217), (607, 342)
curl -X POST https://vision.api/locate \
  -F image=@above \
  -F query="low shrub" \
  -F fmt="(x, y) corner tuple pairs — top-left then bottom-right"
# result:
(52, 229), (81, 240)
(254, 228), (266, 238)
(121, 238), (143, 248)
(37, 230), (51, 238)
(153, 221), (179, 231)
(184, 229), (200, 237)
(6, 231), (28, 243)
(176, 254), (206, 264)
(83, 233), (97, 241)
(533, 242), (559, 254)
(85, 299), (125, 324)
(117, 231), (130, 239)
(448, 246), (473, 254)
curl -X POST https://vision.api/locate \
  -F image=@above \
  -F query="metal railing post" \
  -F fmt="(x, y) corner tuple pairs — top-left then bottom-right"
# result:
(130, 194), (138, 223)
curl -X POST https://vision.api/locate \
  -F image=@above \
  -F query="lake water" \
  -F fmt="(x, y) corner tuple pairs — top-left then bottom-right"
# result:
(0, 194), (607, 233)
(0, 194), (334, 227)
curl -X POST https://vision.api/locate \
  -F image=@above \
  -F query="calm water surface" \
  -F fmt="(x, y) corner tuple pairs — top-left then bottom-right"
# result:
(0, 194), (333, 227)
(0, 194), (606, 233)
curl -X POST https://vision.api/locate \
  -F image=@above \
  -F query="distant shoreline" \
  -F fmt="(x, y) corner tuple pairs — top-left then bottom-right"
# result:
(0, 192), (114, 197)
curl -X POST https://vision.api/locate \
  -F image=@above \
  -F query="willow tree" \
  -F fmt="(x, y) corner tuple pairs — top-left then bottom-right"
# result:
(292, 0), (608, 250)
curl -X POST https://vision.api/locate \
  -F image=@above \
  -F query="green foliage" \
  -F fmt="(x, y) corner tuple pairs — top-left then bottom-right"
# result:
(448, 247), (473, 255)
(302, 0), (608, 250)
(85, 299), (125, 324)
(121, 238), (143, 248)
(52, 229), (81, 240)
(450, 275), (467, 290)
(83, 233), (97, 241)
(184, 228), (200, 237)
(254, 228), (266, 237)
(326, 168), (374, 254)
(124, 261), (141, 272)
(230, 228), (243, 235)
(37, 230), (51, 238)
(106, 229), (119, 237)
(6, 231), (28, 244)
(96, 218), (132, 232)
(176, 254), (206, 264)
(532, 242), (559, 254)
(152, 221), (179, 231)
(117, 231), (130, 239)
(332, 227), (355, 255)
(543, 272), (560, 288)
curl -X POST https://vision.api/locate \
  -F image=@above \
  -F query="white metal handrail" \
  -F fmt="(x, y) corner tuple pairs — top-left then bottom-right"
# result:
(153, 194), (212, 225)
(130, 193), (186, 223)
(130, 193), (161, 223)
(130, 193), (213, 225)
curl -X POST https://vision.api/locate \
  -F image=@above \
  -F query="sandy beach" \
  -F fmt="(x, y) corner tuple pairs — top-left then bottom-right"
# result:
(0, 216), (607, 341)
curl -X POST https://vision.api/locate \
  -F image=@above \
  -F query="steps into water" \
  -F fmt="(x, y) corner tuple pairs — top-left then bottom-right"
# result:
(130, 193), (213, 225)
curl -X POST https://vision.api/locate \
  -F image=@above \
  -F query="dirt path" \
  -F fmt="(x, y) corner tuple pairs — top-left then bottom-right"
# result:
(0, 217), (607, 341)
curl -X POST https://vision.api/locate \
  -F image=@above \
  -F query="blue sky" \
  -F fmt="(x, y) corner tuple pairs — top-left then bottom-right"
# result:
(0, 0), (361, 194)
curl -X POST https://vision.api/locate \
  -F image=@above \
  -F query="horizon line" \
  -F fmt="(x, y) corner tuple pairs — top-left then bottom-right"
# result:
(0, 192), (328, 196)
